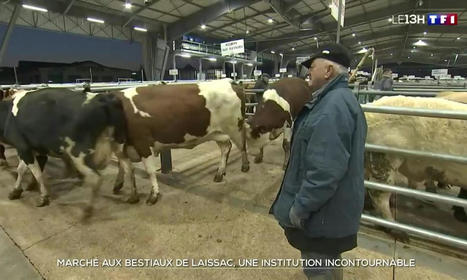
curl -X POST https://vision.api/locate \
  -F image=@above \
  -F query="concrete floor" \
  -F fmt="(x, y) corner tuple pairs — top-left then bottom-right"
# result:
(0, 140), (466, 280)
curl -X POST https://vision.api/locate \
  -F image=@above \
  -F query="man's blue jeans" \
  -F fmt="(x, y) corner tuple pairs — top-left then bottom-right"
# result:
(301, 251), (343, 280)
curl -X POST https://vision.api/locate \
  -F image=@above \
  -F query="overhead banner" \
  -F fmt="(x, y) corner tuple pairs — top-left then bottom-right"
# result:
(221, 39), (245, 56)
(330, 0), (345, 27)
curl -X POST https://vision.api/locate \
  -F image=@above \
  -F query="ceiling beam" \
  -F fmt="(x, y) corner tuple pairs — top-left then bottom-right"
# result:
(63, 0), (76, 15)
(167, 0), (258, 41)
(213, 9), (273, 31)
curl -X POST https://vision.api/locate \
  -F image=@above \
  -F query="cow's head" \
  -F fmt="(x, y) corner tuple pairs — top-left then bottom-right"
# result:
(245, 88), (292, 155)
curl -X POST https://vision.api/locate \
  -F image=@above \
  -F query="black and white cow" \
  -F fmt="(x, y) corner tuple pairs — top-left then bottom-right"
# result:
(1, 88), (126, 216)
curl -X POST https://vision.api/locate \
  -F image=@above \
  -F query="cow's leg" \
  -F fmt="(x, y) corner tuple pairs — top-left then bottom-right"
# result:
(241, 149), (250, 172)
(142, 154), (161, 205)
(113, 161), (125, 194)
(26, 156), (50, 207)
(214, 140), (232, 182)
(0, 144), (6, 167)
(68, 155), (102, 218)
(119, 156), (139, 204)
(254, 147), (263, 164)
(367, 154), (409, 242)
(453, 188), (467, 222)
(8, 160), (28, 200)
(25, 155), (47, 191)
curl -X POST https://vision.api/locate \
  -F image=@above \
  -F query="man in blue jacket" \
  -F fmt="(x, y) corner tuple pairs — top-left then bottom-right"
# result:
(270, 43), (367, 280)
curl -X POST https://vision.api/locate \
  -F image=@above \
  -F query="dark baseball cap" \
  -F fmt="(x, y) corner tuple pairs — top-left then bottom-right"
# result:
(301, 43), (352, 69)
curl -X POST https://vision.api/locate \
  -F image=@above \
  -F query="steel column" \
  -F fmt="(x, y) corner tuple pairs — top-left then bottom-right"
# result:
(0, 4), (20, 66)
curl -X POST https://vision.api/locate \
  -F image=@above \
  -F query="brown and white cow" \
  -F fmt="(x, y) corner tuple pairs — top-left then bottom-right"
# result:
(246, 78), (313, 169)
(111, 79), (264, 204)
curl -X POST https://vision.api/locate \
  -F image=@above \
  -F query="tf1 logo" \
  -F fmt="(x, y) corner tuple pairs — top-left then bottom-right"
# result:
(427, 14), (457, 25)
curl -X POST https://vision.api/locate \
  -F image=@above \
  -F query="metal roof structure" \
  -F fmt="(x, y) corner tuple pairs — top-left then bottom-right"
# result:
(0, 0), (466, 67)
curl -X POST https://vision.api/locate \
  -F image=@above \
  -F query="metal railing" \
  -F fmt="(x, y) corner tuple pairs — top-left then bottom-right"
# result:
(361, 215), (467, 250)
(362, 105), (467, 250)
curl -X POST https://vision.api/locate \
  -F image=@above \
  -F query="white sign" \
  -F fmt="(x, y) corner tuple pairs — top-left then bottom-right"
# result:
(287, 74), (293, 78)
(424, 76), (431, 79)
(231, 72), (238, 77)
(275, 74), (281, 78)
(330, 0), (345, 27)
(221, 73), (226, 78)
(279, 68), (287, 73)
(408, 75), (415, 79)
(221, 39), (245, 56)
(253, 70), (262, 76)
(431, 69), (448, 76)
(392, 73), (399, 78)
(169, 69), (178, 76)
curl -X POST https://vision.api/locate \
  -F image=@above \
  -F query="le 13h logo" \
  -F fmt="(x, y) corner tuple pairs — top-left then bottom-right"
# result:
(391, 14), (458, 25)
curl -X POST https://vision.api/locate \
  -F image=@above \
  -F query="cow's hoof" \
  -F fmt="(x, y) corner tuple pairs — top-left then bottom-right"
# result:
(453, 206), (467, 222)
(36, 196), (50, 207)
(126, 194), (140, 204)
(8, 189), (23, 200)
(82, 206), (94, 219)
(388, 229), (410, 243)
(113, 182), (123, 194)
(213, 173), (224, 182)
(254, 157), (263, 164)
(241, 165), (250, 173)
(146, 193), (160, 205)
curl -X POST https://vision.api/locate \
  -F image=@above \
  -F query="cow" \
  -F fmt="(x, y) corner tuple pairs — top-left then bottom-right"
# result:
(1, 88), (126, 217)
(437, 91), (467, 104)
(365, 96), (467, 231)
(246, 78), (313, 169)
(111, 79), (269, 205)
(247, 78), (313, 170)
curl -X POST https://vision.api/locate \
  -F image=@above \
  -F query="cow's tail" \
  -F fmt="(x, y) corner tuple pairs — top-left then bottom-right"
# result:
(100, 94), (127, 144)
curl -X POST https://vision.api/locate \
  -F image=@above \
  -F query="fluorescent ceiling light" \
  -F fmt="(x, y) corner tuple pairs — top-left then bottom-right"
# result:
(22, 4), (48, 13)
(201, 24), (206, 29)
(411, 49), (415, 53)
(180, 53), (191, 58)
(388, 18), (392, 22)
(358, 48), (368, 54)
(87, 17), (104, 24)
(423, 31), (427, 35)
(413, 39), (427, 46)
(314, 37), (318, 40)
(352, 33), (356, 37)
(457, 37), (461, 40)
(268, 18), (274, 23)
(246, 30), (250, 34)
(358, 41), (361, 45)
(208, 57), (216, 62)
(246, 63), (253, 66)
(124, 2), (132, 9)
(279, 53), (283, 56)
(270, 50), (275, 54)
(291, 47), (295, 51)
(134, 26), (147, 32)
(231, 60), (237, 64)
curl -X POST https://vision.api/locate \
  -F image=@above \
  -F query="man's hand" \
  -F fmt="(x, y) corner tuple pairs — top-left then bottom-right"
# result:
(289, 205), (304, 229)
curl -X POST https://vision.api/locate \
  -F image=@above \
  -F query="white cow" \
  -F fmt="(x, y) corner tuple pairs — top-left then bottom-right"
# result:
(365, 96), (467, 232)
